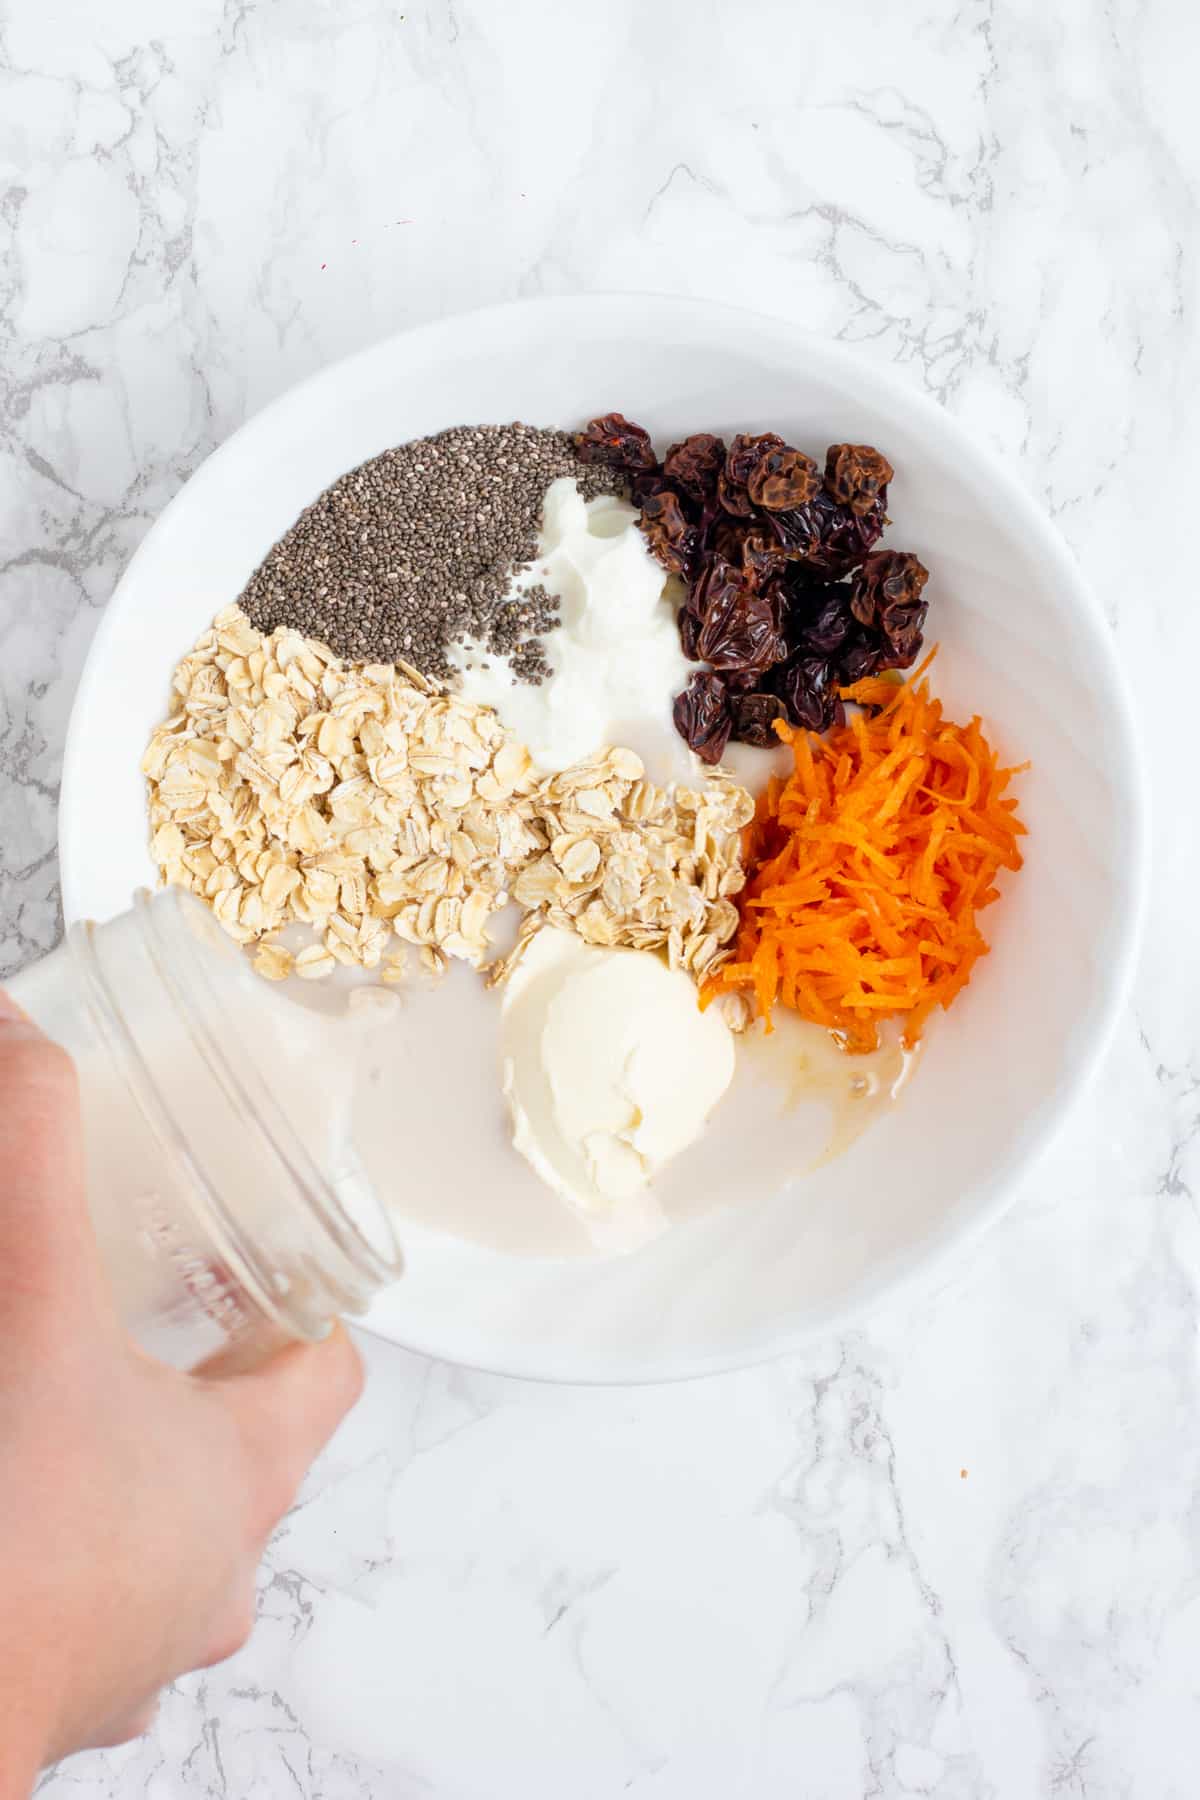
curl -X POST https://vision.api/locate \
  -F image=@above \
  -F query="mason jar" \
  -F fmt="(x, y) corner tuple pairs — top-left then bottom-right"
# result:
(8, 888), (403, 1371)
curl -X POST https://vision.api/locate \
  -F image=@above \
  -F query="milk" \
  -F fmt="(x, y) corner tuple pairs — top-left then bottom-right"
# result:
(9, 890), (402, 1370)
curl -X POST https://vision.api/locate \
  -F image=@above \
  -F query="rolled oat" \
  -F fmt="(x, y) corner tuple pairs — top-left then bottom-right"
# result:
(144, 608), (750, 988)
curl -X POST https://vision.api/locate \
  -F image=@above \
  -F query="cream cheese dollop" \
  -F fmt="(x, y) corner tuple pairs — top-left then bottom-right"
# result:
(499, 927), (735, 1251)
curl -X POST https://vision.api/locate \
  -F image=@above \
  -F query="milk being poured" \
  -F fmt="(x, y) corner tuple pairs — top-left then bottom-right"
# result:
(9, 889), (401, 1371)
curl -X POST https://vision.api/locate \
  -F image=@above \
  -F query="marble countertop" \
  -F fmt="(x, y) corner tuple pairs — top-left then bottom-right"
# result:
(3, 2), (1196, 1793)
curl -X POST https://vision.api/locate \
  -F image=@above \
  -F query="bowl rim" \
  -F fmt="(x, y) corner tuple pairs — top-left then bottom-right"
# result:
(59, 292), (1150, 1383)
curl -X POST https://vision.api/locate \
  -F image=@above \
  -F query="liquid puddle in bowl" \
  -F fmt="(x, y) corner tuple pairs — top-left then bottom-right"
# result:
(349, 961), (915, 1260)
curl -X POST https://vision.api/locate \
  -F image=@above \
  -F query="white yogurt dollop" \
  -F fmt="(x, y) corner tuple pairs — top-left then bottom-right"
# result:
(500, 928), (735, 1252)
(450, 477), (695, 781)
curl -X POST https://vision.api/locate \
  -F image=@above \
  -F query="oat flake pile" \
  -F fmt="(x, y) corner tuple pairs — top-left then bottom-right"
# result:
(144, 607), (748, 987)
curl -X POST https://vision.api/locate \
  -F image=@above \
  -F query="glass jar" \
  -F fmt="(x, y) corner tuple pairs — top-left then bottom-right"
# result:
(9, 889), (403, 1371)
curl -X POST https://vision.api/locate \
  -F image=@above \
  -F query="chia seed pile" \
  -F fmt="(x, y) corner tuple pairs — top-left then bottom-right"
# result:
(238, 423), (624, 683)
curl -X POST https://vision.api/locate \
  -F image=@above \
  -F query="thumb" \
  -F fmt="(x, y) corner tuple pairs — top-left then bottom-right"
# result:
(208, 1324), (365, 1536)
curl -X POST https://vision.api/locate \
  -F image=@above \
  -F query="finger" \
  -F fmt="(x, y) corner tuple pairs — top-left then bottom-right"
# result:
(88, 1692), (161, 1750)
(0, 1001), (93, 1296)
(210, 1324), (365, 1531)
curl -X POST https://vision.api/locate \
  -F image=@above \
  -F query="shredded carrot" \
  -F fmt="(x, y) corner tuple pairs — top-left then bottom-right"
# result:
(702, 652), (1027, 1051)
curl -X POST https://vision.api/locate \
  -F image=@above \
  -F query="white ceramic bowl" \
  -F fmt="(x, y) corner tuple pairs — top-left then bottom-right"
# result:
(59, 295), (1147, 1383)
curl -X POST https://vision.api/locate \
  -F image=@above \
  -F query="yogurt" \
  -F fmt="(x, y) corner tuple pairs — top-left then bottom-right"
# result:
(451, 478), (695, 782)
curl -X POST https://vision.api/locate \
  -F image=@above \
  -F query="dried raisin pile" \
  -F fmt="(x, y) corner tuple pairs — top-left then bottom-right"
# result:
(578, 415), (930, 762)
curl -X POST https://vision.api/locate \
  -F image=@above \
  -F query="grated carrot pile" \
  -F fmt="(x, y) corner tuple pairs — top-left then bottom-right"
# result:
(702, 652), (1027, 1051)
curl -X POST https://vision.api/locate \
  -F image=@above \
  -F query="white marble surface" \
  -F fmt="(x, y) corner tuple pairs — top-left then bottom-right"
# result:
(2, 0), (1197, 1792)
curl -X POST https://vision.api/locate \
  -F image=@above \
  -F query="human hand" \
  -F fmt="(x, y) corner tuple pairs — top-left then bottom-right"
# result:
(0, 989), (364, 1788)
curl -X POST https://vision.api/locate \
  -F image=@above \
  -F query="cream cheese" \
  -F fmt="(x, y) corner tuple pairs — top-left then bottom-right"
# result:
(499, 928), (735, 1251)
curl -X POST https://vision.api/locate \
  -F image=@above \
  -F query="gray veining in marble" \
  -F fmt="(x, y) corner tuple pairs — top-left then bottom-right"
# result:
(3, 1), (1198, 1794)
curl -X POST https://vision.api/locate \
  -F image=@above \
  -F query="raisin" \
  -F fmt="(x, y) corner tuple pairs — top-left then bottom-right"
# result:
(836, 627), (886, 685)
(730, 691), (788, 748)
(717, 469), (757, 518)
(824, 444), (894, 517)
(769, 489), (887, 577)
(629, 469), (676, 510)
(638, 488), (696, 576)
(747, 446), (822, 511)
(576, 413), (658, 474)
(709, 520), (787, 584)
(673, 671), (733, 764)
(789, 582), (856, 656)
(849, 550), (929, 628)
(764, 504), (820, 562)
(662, 433), (726, 504)
(678, 604), (703, 662)
(773, 654), (842, 733)
(850, 551), (930, 668)
(718, 433), (784, 518)
(694, 561), (787, 675)
(878, 604), (928, 669)
(726, 432), (785, 485)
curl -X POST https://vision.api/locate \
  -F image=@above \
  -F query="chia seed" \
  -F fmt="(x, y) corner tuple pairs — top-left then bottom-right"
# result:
(237, 423), (625, 680)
